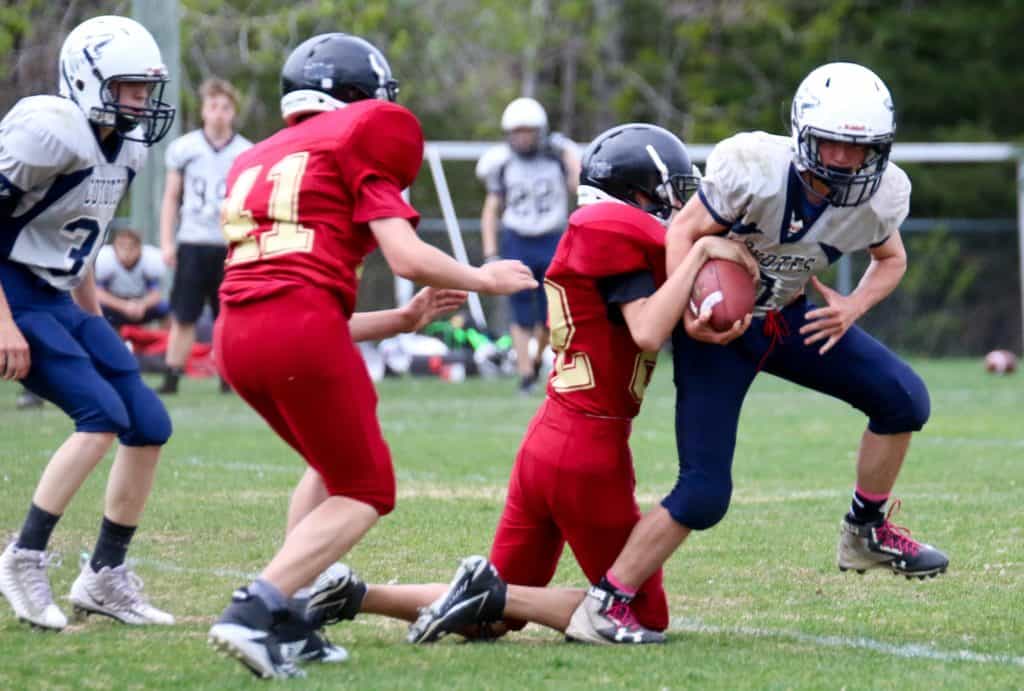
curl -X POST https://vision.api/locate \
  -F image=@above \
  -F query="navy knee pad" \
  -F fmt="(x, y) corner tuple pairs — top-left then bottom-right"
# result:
(113, 374), (173, 447)
(868, 365), (931, 434)
(661, 473), (733, 531)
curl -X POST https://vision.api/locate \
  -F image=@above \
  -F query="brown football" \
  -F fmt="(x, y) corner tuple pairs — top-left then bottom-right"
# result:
(689, 259), (756, 332)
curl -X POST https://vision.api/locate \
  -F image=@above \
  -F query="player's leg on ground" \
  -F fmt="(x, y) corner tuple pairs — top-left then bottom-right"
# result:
(763, 301), (946, 577)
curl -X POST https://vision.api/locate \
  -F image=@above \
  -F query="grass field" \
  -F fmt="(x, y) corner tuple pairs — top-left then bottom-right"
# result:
(1, 359), (1022, 689)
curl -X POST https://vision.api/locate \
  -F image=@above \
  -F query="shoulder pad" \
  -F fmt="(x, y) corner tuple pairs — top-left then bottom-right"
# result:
(346, 101), (424, 189)
(562, 202), (665, 278)
(870, 162), (911, 231)
(1, 96), (89, 170)
(475, 143), (511, 181)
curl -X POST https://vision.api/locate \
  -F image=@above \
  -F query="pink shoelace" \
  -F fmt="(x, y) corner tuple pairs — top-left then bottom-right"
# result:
(875, 499), (921, 557)
(606, 599), (643, 631)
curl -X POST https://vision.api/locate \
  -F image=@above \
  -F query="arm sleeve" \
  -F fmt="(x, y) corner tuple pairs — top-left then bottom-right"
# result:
(596, 270), (657, 325)
(697, 136), (753, 227)
(352, 177), (420, 228)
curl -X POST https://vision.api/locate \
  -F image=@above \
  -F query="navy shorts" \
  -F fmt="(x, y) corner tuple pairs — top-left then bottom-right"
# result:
(1, 261), (171, 446)
(500, 228), (562, 328)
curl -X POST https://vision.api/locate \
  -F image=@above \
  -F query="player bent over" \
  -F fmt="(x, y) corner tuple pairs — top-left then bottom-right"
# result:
(573, 62), (949, 643)
(205, 33), (536, 679)
(0, 17), (176, 630)
(298, 125), (757, 646)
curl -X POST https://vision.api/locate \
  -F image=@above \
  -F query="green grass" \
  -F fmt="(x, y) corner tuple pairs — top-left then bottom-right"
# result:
(1, 359), (1022, 689)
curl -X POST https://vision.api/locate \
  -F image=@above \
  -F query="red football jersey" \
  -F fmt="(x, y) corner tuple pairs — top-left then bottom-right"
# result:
(544, 201), (667, 419)
(218, 100), (423, 315)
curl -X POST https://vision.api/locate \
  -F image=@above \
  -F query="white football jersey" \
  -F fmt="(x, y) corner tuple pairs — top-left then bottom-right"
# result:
(478, 133), (576, 237)
(699, 131), (910, 315)
(165, 129), (251, 246)
(94, 243), (164, 299)
(0, 96), (147, 290)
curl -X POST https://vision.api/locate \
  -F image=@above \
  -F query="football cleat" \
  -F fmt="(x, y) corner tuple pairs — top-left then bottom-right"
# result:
(838, 500), (949, 578)
(407, 555), (507, 644)
(0, 541), (67, 630)
(274, 609), (349, 665)
(305, 562), (367, 628)
(69, 560), (174, 625)
(565, 586), (666, 645)
(209, 588), (305, 680)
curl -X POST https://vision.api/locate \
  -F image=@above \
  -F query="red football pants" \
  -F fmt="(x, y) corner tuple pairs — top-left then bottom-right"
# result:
(489, 397), (669, 631)
(214, 286), (395, 515)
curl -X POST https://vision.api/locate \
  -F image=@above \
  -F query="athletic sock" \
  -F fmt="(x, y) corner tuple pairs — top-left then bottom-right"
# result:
(249, 578), (288, 614)
(847, 487), (889, 525)
(599, 572), (637, 603)
(15, 503), (61, 552)
(90, 517), (137, 571)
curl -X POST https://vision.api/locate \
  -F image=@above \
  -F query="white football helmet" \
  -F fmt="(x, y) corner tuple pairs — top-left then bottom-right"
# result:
(59, 15), (175, 146)
(501, 97), (548, 132)
(790, 62), (895, 206)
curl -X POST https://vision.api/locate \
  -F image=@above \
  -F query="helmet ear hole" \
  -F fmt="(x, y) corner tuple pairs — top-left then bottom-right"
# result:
(76, 80), (85, 91)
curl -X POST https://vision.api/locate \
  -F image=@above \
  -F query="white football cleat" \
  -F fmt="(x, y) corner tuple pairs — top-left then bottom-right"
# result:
(0, 541), (68, 630)
(69, 561), (174, 625)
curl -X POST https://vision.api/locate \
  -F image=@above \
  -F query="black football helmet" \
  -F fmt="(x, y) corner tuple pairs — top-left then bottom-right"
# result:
(280, 33), (399, 124)
(578, 123), (700, 221)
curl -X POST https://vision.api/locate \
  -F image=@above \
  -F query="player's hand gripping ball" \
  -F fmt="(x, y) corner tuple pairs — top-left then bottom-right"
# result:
(689, 259), (757, 332)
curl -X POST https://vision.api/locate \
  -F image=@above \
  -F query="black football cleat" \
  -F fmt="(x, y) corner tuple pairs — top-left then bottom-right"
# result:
(305, 563), (367, 628)
(838, 499), (949, 578)
(208, 588), (305, 679)
(407, 556), (507, 644)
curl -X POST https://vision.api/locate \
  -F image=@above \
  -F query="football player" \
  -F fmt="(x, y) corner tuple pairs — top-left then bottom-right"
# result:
(157, 78), (251, 395)
(477, 97), (580, 394)
(577, 62), (949, 642)
(299, 124), (757, 646)
(0, 16), (176, 630)
(206, 33), (536, 679)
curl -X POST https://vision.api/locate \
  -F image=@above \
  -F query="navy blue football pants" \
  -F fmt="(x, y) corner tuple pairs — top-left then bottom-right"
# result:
(1, 262), (171, 446)
(663, 295), (929, 531)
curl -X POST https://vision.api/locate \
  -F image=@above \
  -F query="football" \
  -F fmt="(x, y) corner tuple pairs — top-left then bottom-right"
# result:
(689, 259), (757, 332)
(984, 349), (1018, 375)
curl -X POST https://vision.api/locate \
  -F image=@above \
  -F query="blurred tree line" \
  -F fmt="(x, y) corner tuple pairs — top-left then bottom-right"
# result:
(3, 0), (1022, 352)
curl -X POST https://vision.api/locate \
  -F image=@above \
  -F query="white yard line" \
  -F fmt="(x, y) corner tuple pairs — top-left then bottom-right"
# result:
(101, 553), (1024, 671)
(670, 616), (1024, 668)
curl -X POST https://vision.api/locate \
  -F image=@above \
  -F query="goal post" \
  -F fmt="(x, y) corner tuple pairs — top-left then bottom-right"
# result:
(422, 140), (1024, 348)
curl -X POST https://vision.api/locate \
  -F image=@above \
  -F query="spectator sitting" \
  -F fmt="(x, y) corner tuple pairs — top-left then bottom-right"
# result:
(95, 228), (170, 329)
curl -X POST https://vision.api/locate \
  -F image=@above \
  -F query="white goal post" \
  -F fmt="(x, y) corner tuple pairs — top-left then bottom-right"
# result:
(421, 141), (1024, 345)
